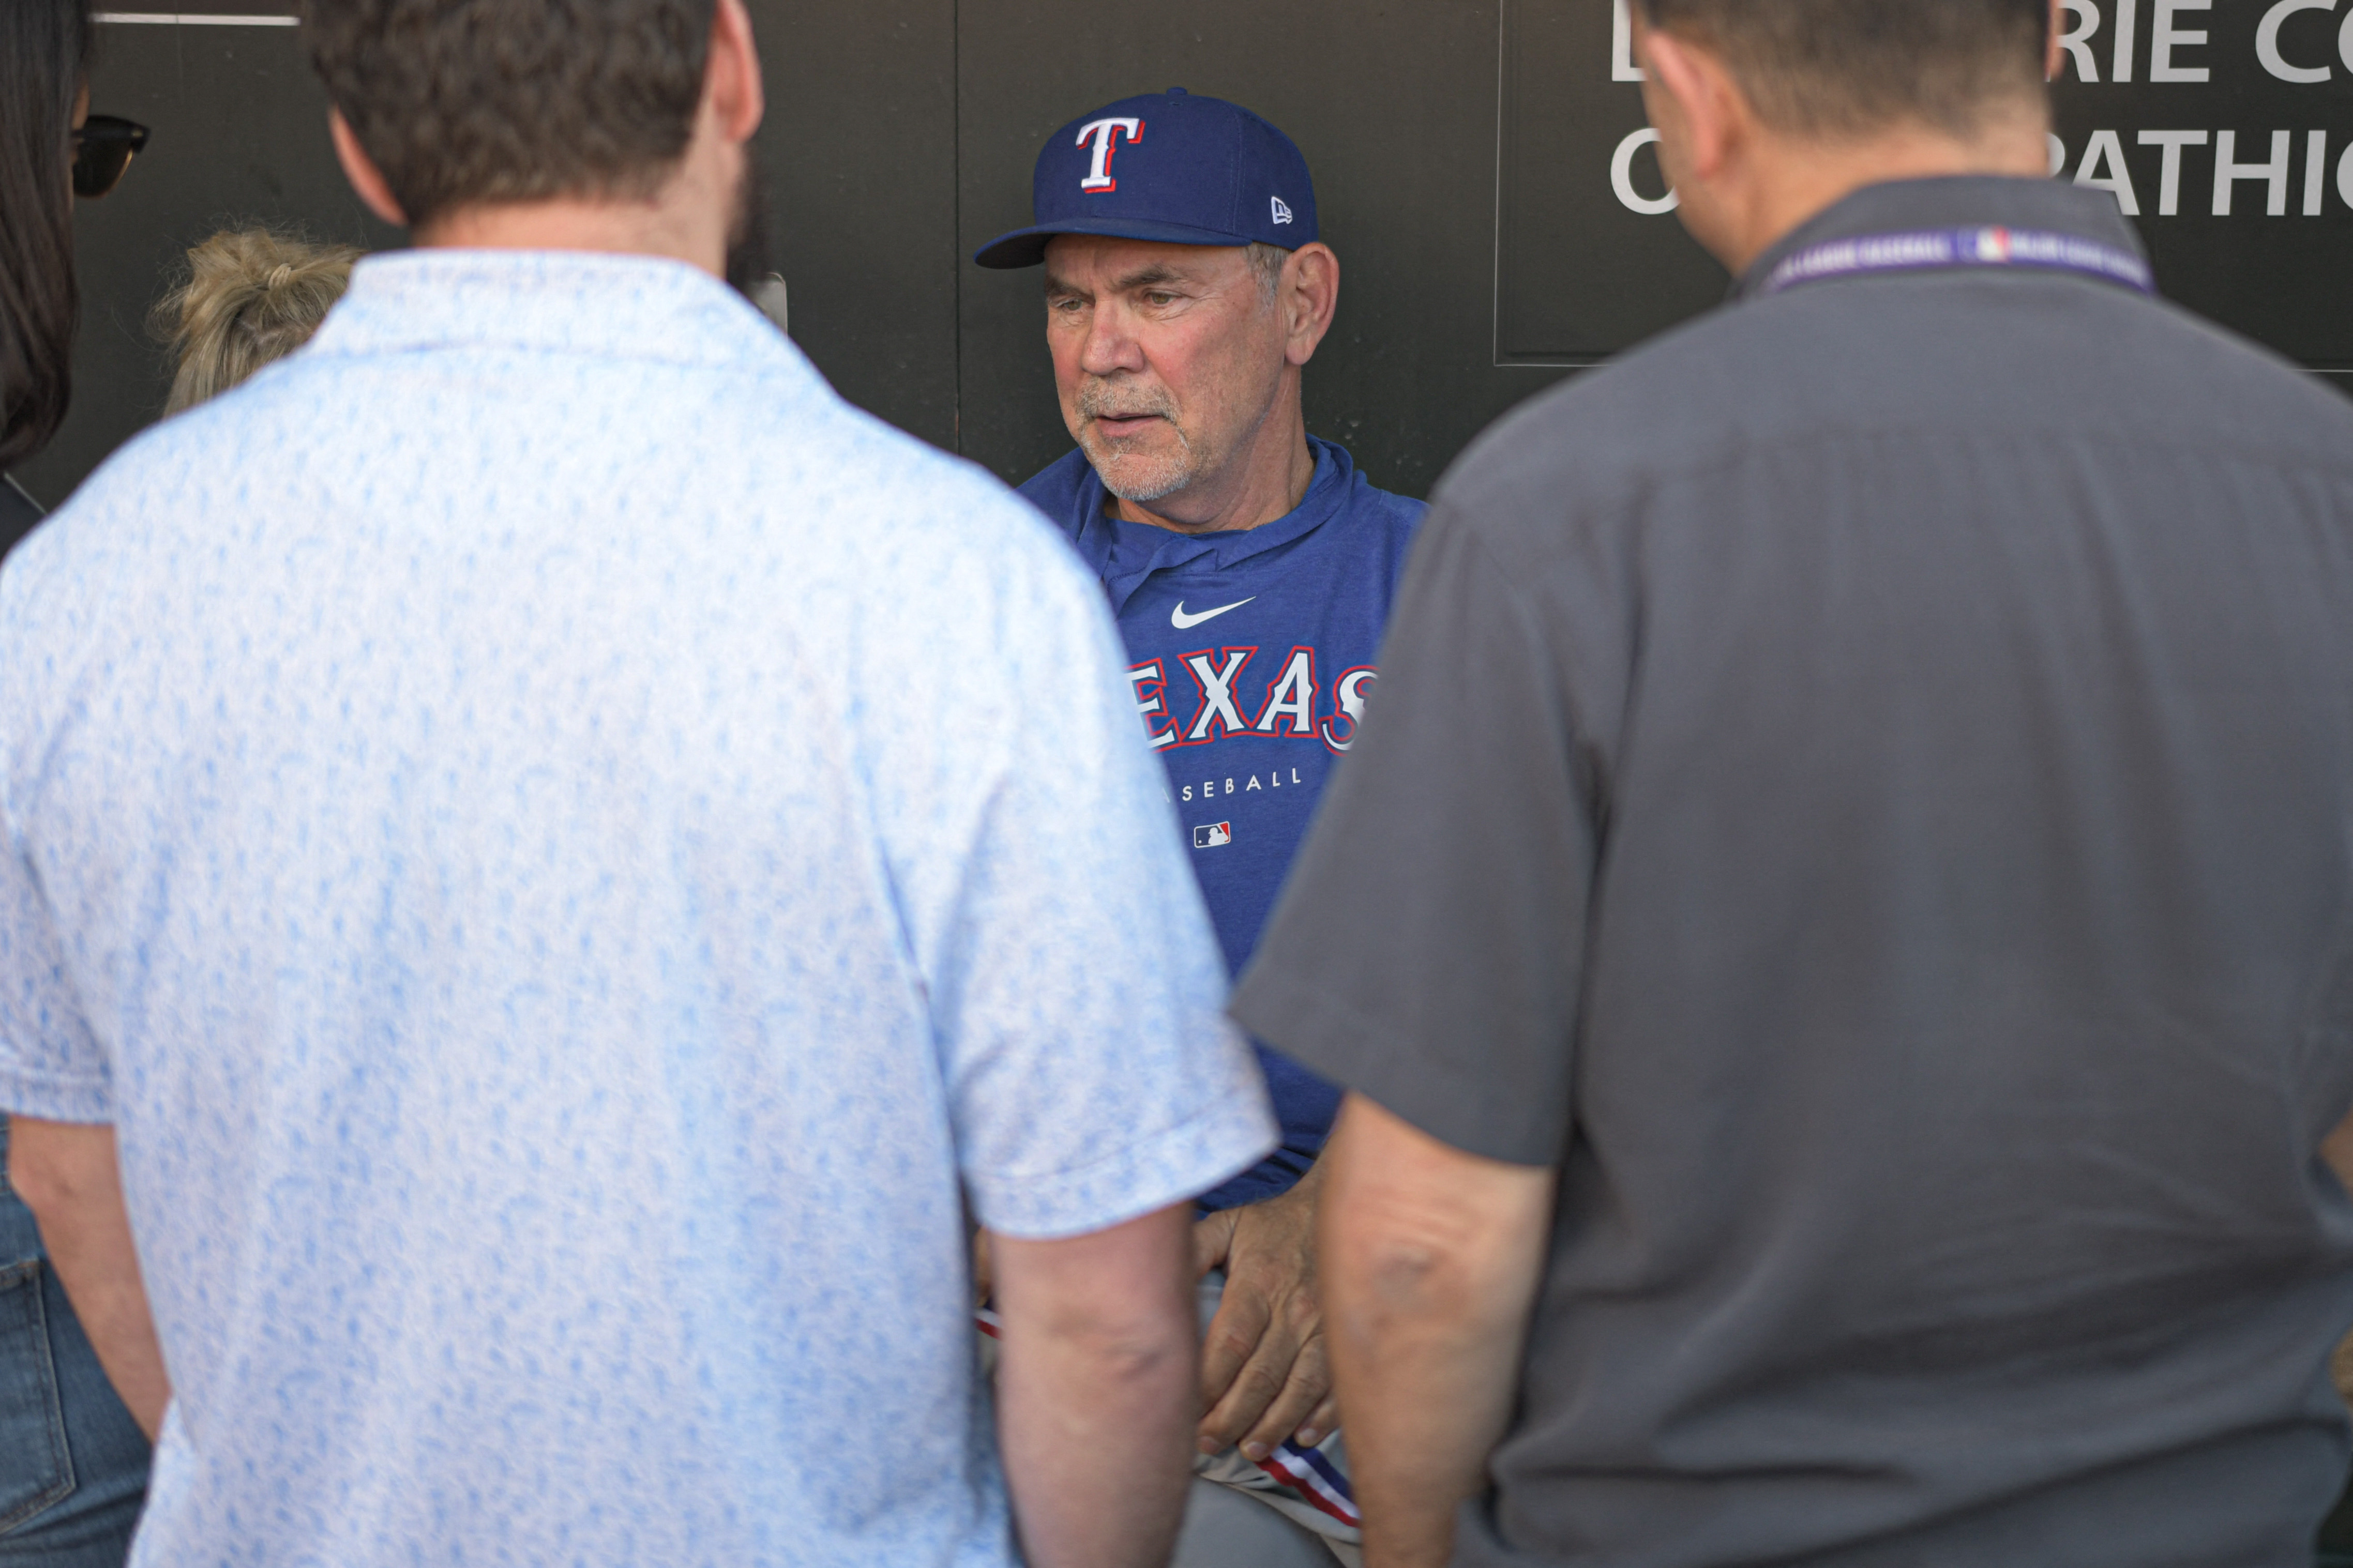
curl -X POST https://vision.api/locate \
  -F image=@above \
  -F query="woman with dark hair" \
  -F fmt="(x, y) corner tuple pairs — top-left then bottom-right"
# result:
(0, 0), (145, 551)
(0, 5), (155, 1560)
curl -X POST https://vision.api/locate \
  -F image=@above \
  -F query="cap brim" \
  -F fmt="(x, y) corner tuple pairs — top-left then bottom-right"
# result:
(972, 216), (1280, 269)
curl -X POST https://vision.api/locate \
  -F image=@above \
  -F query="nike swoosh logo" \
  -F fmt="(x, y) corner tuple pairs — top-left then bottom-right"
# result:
(1171, 597), (1255, 630)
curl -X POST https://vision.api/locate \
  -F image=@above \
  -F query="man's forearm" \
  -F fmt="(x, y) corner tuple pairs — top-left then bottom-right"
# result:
(8, 1116), (170, 1438)
(991, 1205), (1199, 1568)
(1320, 1095), (1554, 1568)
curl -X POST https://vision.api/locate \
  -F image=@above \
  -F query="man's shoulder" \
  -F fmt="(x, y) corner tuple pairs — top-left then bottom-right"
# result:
(1330, 455), (1427, 541)
(1440, 280), (2353, 536)
(7, 348), (1086, 661)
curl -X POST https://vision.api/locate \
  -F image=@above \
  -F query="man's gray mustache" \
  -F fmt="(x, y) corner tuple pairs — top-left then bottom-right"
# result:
(1076, 390), (1178, 423)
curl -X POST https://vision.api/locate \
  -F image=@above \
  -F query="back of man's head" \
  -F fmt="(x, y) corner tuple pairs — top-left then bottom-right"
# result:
(300, 0), (714, 230)
(1635, 0), (2046, 139)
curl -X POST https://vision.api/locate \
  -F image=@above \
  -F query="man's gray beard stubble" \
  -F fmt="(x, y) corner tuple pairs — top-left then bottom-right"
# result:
(1078, 390), (1200, 504)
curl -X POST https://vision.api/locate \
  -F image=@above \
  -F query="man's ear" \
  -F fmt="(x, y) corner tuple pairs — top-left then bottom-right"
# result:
(1635, 23), (1745, 187)
(329, 110), (408, 227)
(706, 0), (766, 146)
(1281, 242), (1340, 368)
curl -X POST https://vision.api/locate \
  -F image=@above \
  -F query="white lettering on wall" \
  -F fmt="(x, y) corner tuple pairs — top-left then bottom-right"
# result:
(2138, 129), (2210, 215)
(1612, 0), (1645, 82)
(1590, 2), (2352, 232)
(2075, 129), (2143, 215)
(1611, 128), (1678, 215)
(2213, 128), (2292, 214)
(2057, 0), (2103, 80)
(2072, 128), (2348, 217)
(2151, 0), (2212, 81)
(2258, 0), (2336, 81)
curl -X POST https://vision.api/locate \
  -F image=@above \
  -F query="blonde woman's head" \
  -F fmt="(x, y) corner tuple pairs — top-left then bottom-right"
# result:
(154, 229), (360, 415)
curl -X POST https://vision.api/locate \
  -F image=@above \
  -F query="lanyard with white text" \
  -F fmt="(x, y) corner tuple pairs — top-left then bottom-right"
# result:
(1757, 226), (2155, 298)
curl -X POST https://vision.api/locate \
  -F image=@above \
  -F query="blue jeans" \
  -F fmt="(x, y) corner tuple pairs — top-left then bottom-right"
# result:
(0, 1122), (149, 1566)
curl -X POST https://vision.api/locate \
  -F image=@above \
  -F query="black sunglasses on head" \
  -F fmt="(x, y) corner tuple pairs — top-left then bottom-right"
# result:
(72, 115), (149, 200)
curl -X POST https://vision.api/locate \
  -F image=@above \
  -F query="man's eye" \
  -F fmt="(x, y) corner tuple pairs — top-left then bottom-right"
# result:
(1144, 292), (1177, 307)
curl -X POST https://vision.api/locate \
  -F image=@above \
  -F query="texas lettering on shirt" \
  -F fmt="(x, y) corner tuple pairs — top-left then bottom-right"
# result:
(1020, 437), (1424, 1209)
(1130, 634), (1378, 760)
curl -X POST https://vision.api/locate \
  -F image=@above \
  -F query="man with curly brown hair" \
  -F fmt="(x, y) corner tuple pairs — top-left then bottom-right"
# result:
(0, 4), (1276, 1565)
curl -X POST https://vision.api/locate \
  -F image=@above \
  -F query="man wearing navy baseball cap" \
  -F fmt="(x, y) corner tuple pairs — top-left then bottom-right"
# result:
(977, 88), (1424, 1564)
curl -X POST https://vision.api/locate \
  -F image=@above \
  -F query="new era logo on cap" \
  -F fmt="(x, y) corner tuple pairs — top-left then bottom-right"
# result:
(973, 88), (1319, 269)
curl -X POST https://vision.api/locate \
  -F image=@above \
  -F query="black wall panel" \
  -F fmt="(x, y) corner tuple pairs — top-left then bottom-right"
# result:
(23, 4), (2344, 513)
(1498, 0), (1727, 362)
(751, 0), (956, 450)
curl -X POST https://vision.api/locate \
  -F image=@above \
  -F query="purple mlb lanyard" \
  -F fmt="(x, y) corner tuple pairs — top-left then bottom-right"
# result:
(1758, 226), (2155, 298)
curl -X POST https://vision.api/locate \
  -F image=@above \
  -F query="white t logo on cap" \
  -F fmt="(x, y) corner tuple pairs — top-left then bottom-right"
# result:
(1272, 196), (1294, 225)
(1075, 118), (1144, 192)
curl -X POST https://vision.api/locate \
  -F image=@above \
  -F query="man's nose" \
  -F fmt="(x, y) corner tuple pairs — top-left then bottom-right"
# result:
(1078, 305), (1147, 378)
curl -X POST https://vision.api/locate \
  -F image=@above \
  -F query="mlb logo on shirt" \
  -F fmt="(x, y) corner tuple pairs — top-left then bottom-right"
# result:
(1194, 822), (1233, 849)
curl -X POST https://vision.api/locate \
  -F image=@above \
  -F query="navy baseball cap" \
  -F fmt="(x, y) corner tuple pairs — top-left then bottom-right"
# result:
(973, 88), (1318, 269)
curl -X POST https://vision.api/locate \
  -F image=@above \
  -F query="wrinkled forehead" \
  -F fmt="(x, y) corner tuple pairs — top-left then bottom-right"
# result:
(1041, 233), (1254, 294)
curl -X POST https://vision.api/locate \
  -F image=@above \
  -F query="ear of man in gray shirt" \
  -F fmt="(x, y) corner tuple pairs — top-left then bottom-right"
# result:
(1235, 175), (2353, 1566)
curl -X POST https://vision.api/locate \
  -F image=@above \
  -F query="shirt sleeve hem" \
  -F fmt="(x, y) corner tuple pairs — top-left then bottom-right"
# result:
(970, 1099), (1280, 1242)
(1232, 971), (1566, 1169)
(0, 1061), (114, 1125)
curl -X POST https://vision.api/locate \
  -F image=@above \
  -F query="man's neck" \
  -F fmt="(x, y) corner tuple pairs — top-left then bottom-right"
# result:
(1712, 106), (2051, 277)
(1113, 386), (1317, 536)
(415, 190), (728, 277)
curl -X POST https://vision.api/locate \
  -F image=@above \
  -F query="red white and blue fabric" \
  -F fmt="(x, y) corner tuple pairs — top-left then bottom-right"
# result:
(1254, 1435), (1358, 1528)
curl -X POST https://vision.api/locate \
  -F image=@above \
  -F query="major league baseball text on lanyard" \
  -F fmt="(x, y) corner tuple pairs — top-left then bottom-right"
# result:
(1757, 226), (2159, 296)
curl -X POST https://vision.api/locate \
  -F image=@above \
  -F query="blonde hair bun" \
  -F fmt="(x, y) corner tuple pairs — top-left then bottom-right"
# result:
(152, 229), (363, 416)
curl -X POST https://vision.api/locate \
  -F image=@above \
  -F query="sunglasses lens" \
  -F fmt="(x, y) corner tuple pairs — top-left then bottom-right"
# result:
(72, 149), (124, 199)
(71, 118), (148, 200)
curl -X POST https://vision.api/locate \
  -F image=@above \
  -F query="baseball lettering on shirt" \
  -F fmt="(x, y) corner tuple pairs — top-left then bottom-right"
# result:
(1182, 770), (1304, 802)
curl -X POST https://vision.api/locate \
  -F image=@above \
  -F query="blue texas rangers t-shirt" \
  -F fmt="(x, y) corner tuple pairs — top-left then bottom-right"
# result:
(1021, 437), (1424, 1210)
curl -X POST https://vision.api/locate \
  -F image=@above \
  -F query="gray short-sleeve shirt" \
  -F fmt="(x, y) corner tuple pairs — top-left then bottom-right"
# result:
(1234, 177), (2353, 1567)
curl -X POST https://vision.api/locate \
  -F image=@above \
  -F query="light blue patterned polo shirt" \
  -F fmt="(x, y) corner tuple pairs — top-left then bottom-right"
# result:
(0, 250), (1275, 1567)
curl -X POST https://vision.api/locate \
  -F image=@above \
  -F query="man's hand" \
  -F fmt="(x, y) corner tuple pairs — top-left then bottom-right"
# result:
(1192, 1156), (1338, 1461)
